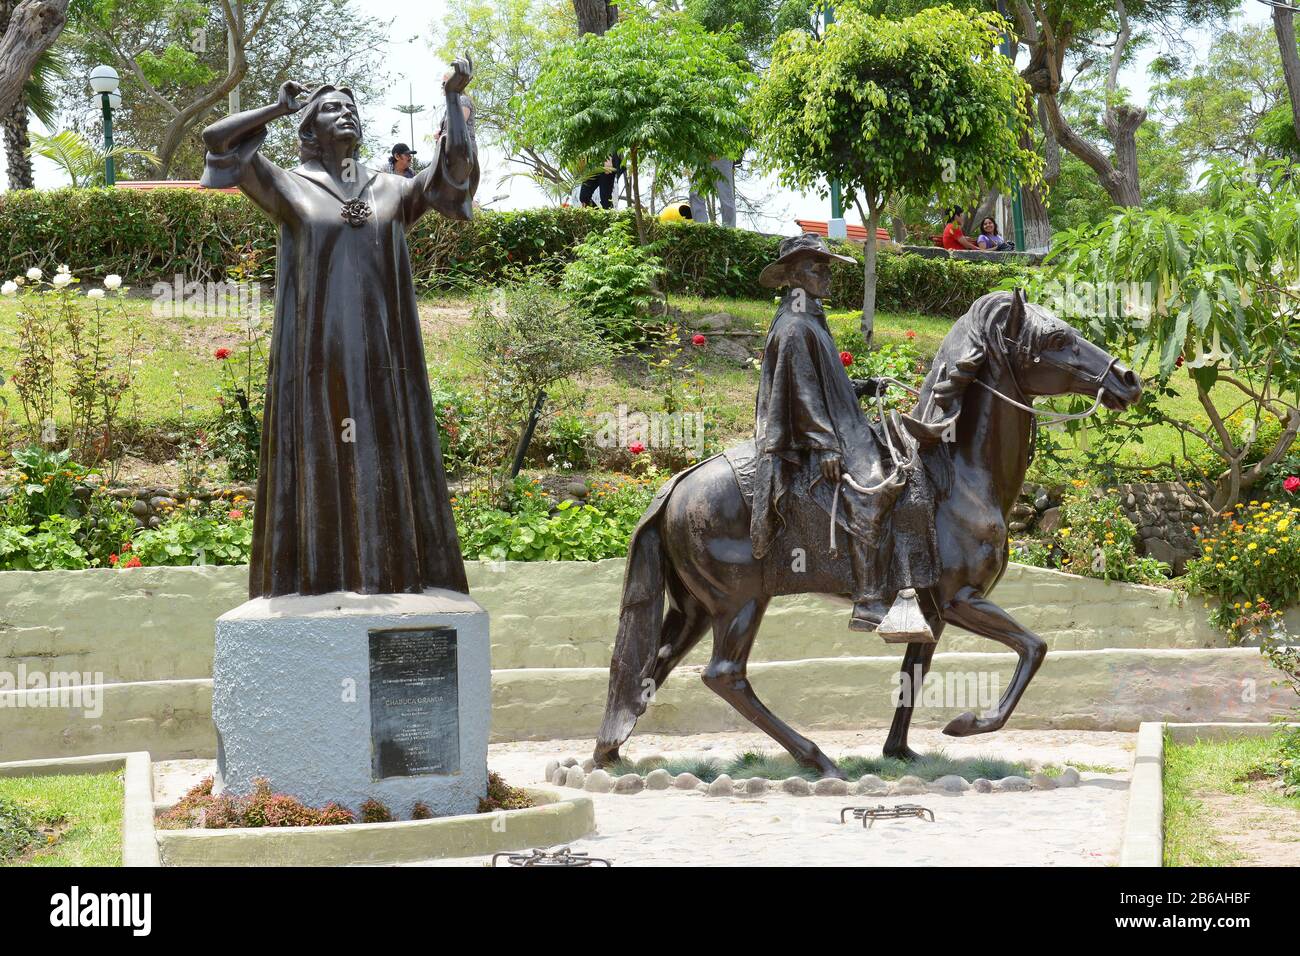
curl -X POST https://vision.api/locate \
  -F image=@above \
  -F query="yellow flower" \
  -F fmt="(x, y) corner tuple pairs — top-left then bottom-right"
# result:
(1277, 519), (1291, 533)
(1247, 542), (1257, 551)
(1059, 528), (1071, 538)
(1268, 548), (1277, 555)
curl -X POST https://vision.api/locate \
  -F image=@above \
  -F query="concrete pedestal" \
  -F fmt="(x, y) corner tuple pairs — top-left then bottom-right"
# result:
(212, 589), (490, 818)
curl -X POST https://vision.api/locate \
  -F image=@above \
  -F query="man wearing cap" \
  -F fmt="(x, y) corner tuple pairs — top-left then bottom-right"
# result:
(752, 232), (908, 633)
(387, 143), (417, 178)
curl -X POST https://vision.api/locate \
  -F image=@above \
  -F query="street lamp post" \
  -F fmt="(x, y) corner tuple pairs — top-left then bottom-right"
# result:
(89, 65), (120, 186)
(824, 5), (847, 240)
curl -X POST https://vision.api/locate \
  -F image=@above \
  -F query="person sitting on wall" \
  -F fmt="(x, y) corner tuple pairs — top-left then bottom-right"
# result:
(976, 216), (1015, 252)
(941, 207), (979, 250)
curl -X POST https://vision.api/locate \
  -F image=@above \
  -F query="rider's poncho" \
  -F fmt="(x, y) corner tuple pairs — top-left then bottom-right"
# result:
(751, 291), (899, 558)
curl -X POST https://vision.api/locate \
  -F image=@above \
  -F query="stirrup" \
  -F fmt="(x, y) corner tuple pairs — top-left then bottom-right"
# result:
(876, 588), (936, 644)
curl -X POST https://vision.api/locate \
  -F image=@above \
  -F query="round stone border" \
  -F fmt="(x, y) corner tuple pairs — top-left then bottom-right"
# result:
(542, 757), (1083, 798)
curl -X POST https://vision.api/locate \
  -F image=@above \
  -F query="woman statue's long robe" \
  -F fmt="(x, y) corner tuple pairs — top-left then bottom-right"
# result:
(201, 124), (477, 599)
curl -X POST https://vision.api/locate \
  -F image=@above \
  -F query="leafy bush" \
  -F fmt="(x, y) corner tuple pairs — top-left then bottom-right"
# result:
(3, 447), (88, 525)
(156, 777), (359, 830)
(561, 220), (663, 343)
(477, 771), (536, 813)
(454, 474), (657, 561)
(130, 501), (254, 567)
(0, 798), (42, 862)
(1054, 492), (1170, 584)
(1185, 499), (1300, 636)
(0, 190), (1027, 315)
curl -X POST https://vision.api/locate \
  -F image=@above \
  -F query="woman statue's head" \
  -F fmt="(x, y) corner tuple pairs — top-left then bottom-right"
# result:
(297, 86), (362, 163)
(981, 216), (998, 235)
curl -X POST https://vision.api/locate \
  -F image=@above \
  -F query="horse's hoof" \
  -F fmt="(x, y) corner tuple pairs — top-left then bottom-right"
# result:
(592, 743), (621, 767)
(883, 746), (922, 762)
(942, 711), (981, 737)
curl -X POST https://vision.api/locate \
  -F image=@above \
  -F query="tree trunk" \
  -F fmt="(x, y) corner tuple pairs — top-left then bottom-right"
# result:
(1020, 111), (1051, 249)
(1273, 5), (1300, 147)
(860, 196), (881, 350)
(572, 0), (617, 35)
(629, 143), (645, 245)
(2, 90), (32, 189)
(0, 0), (67, 121)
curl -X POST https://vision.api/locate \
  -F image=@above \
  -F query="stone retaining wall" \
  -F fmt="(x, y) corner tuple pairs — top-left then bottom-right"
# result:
(0, 560), (1237, 684)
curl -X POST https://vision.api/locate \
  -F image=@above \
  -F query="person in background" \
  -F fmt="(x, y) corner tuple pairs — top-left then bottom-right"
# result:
(688, 156), (737, 227)
(658, 202), (694, 223)
(976, 216), (1015, 251)
(386, 143), (416, 178)
(579, 153), (624, 209)
(941, 206), (979, 250)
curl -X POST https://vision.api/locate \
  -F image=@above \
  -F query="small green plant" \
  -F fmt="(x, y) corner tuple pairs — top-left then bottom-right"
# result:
(0, 797), (43, 863)
(1053, 491), (1170, 584)
(156, 777), (358, 830)
(561, 220), (663, 344)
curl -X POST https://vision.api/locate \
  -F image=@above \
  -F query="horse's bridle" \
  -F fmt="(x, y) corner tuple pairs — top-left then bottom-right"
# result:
(980, 330), (1118, 425)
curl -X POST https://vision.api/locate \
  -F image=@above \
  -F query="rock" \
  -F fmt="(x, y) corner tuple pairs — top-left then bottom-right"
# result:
(696, 311), (738, 331)
(814, 777), (849, 796)
(150, 495), (176, 511)
(1038, 507), (1062, 533)
(565, 481), (588, 498)
(674, 772), (701, 790)
(855, 774), (889, 794)
(929, 774), (971, 793)
(1030, 772), (1057, 791)
(995, 775), (1031, 792)
(549, 766), (567, 786)
(1057, 767), (1081, 788)
(561, 757), (579, 768)
(707, 775), (735, 797)
(614, 774), (644, 794)
(1008, 520), (1028, 533)
(543, 759), (559, 782)
(583, 769), (613, 793)
(744, 776), (769, 795)
(709, 337), (758, 367)
(696, 783), (709, 793)
(1034, 493), (1051, 511)
(971, 778), (993, 793)
(645, 768), (673, 790)
(1011, 502), (1035, 519)
(129, 499), (149, 517)
(563, 767), (585, 789)
(891, 775), (928, 795)
(580, 757), (595, 773)
(781, 776), (812, 795)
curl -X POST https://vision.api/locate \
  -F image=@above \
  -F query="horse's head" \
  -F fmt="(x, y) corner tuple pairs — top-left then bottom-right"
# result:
(1001, 290), (1142, 411)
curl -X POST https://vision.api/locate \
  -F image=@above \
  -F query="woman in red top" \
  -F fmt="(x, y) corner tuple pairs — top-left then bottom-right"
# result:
(941, 206), (979, 250)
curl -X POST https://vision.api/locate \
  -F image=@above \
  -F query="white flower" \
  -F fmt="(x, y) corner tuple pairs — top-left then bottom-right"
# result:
(56, 264), (71, 275)
(103, 274), (122, 290)
(86, 288), (105, 300)
(1, 281), (16, 296)
(14, 276), (24, 286)
(26, 267), (42, 281)
(52, 272), (72, 288)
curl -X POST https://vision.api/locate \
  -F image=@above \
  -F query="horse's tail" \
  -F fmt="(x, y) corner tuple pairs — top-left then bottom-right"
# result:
(594, 497), (670, 764)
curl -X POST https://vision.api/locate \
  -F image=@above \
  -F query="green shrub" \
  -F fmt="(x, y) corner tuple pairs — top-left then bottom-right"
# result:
(454, 474), (657, 561)
(0, 191), (1027, 316)
(0, 797), (42, 862)
(561, 220), (663, 343)
(130, 502), (253, 567)
(1054, 492), (1170, 584)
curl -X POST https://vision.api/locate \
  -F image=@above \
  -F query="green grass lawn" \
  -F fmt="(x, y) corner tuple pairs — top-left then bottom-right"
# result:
(0, 771), (124, 866)
(0, 290), (1255, 475)
(1163, 732), (1300, 867)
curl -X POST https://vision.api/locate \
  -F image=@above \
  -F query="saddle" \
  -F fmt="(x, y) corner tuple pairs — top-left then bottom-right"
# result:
(724, 434), (942, 628)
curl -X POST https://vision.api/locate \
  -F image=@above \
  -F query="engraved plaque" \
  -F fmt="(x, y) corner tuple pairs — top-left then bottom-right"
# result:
(369, 627), (460, 779)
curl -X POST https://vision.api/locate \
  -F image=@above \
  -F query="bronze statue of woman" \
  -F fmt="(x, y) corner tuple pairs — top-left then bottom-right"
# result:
(200, 61), (478, 599)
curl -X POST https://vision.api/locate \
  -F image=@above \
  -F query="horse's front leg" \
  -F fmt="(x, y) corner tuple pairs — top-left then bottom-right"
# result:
(940, 586), (1046, 736)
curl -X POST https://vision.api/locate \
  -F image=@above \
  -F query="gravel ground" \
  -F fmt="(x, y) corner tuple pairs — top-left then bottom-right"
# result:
(153, 729), (1136, 867)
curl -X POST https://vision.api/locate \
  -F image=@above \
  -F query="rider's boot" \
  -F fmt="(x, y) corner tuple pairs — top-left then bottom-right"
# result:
(848, 539), (888, 632)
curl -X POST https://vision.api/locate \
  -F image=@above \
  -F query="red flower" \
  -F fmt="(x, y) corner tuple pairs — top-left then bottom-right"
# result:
(1285, 475), (1300, 494)
(229, 509), (245, 520)
(214, 347), (232, 360)
(691, 333), (707, 346)
(905, 330), (916, 340)
(121, 540), (132, 552)
(123, 555), (142, 568)
(840, 351), (853, 367)
(108, 553), (119, 565)
(628, 441), (646, 455)
(1175, 354), (1184, 368)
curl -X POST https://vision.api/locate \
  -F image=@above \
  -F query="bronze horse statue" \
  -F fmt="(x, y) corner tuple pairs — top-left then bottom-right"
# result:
(594, 291), (1142, 777)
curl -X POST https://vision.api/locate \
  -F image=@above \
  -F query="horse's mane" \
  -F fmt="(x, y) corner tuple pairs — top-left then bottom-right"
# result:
(903, 290), (1022, 493)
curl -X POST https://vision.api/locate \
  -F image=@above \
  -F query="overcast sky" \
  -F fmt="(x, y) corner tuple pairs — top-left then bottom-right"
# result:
(13, 0), (1274, 233)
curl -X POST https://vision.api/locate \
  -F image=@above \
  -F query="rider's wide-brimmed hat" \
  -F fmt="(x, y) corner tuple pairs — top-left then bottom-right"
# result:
(758, 232), (856, 288)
